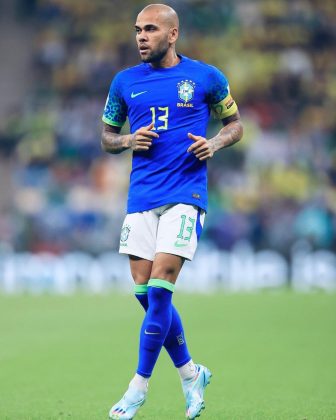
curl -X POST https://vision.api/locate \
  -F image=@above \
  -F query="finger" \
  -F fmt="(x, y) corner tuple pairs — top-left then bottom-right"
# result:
(145, 131), (159, 138)
(137, 130), (159, 138)
(143, 122), (159, 136)
(187, 144), (196, 153)
(135, 145), (150, 151)
(187, 132), (200, 141)
(195, 150), (210, 159)
(194, 145), (209, 154)
(144, 122), (154, 131)
(137, 140), (153, 146)
(136, 135), (153, 142)
(199, 155), (210, 161)
(188, 140), (206, 153)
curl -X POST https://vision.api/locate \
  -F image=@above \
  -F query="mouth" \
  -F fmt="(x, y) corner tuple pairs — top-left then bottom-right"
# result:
(139, 45), (150, 54)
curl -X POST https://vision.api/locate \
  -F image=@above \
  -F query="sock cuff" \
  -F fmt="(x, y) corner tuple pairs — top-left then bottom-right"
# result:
(148, 278), (175, 292)
(134, 284), (148, 294)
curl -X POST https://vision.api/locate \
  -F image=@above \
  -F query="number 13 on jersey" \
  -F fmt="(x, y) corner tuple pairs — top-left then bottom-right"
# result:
(150, 106), (169, 130)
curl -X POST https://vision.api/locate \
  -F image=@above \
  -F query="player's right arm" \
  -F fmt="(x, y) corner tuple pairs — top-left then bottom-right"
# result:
(101, 72), (158, 154)
(101, 122), (159, 154)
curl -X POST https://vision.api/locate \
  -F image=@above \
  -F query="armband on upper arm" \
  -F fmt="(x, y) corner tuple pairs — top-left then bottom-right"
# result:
(211, 94), (238, 119)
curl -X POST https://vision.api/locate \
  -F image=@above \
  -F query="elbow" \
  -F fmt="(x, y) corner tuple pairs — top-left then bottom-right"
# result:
(237, 120), (244, 142)
(101, 131), (114, 154)
(101, 137), (108, 153)
(101, 135), (123, 155)
(230, 119), (244, 145)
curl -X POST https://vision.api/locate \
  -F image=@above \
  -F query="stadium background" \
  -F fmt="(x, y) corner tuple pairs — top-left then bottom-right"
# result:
(1, 0), (336, 292)
(0, 1), (336, 419)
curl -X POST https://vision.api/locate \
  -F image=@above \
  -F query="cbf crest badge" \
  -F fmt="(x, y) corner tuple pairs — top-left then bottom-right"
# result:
(120, 224), (131, 245)
(177, 80), (195, 107)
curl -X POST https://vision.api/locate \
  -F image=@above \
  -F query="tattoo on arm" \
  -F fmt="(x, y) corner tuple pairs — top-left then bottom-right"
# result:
(101, 124), (132, 154)
(209, 113), (243, 154)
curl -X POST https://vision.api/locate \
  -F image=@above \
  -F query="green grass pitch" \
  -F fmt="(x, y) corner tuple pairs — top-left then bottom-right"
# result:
(1, 292), (336, 419)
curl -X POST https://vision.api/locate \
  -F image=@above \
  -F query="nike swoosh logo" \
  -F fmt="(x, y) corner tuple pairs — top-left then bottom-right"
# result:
(144, 330), (160, 335)
(131, 91), (147, 98)
(174, 241), (188, 248)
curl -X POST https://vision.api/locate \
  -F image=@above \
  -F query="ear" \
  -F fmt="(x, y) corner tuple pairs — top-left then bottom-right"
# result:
(169, 27), (178, 43)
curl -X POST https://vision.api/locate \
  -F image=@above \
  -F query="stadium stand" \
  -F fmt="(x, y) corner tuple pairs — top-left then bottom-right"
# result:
(0, 0), (335, 257)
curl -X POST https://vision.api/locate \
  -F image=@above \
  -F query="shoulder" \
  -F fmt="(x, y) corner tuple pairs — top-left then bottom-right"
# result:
(113, 63), (147, 81)
(109, 64), (147, 95)
(182, 55), (225, 76)
(181, 56), (228, 92)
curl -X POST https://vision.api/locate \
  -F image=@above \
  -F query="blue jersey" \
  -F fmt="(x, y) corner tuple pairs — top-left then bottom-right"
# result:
(102, 55), (238, 213)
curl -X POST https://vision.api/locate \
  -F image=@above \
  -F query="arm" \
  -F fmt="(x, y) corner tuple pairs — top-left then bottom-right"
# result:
(209, 111), (243, 152)
(187, 111), (243, 161)
(101, 123), (131, 154)
(101, 122), (159, 154)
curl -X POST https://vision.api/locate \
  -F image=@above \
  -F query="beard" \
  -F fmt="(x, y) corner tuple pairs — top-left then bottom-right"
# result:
(140, 43), (169, 64)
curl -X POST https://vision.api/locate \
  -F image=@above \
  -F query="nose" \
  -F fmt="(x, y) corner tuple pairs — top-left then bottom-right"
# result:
(137, 30), (148, 42)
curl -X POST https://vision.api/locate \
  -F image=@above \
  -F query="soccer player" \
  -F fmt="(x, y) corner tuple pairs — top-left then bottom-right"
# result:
(101, 3), (243, 419)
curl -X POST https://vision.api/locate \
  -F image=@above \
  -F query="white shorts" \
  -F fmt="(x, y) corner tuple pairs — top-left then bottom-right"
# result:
(119, 204), (205, 261)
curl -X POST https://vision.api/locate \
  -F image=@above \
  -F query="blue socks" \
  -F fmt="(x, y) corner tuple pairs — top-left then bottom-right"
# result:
(135, 280), (191, 378)
(163, 305), (191, 368)
(137, 279), (173, 377)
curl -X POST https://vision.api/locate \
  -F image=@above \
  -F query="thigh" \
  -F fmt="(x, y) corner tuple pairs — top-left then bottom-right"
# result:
(119, 210), (158, 261)
(156, 204), (205, 261)
(129, 255), (153, 285)
(150, 252), (184, 284)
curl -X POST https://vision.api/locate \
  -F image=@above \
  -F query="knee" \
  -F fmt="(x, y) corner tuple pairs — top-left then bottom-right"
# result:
(132, 272), (150, 284)
(150, 264), (178, 282)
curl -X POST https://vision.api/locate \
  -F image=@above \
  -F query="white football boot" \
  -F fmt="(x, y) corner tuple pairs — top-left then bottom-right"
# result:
(109, 386), (146, 420)
(182, 364), (212, 419)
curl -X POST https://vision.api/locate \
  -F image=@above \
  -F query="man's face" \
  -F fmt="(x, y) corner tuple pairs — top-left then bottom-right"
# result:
(135, 11), (173, 63)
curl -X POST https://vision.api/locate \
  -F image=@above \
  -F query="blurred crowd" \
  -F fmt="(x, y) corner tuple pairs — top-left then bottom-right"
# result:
(0, 0), (335, 256)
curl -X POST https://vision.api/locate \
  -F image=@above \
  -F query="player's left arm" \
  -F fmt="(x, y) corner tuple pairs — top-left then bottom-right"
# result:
(187, 111), (243, 161)
(188, 67), (243, 161)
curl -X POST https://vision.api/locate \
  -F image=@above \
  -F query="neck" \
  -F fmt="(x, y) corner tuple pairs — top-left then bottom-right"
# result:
(150, 49), (180, 69)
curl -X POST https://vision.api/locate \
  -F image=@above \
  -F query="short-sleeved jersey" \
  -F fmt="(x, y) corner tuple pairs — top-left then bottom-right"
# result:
(102, 55), (238, 213)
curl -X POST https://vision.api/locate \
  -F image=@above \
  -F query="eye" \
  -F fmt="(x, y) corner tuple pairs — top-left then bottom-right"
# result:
(146, 26), (157, 32)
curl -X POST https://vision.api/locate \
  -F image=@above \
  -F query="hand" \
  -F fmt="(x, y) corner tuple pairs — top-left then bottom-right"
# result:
(187, 133), (214, 161)
(129, 122), (159, 151)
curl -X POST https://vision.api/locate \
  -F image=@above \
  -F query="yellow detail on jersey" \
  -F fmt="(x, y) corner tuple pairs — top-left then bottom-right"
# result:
(102, 115), (124, 127)
(150, 106), (169, 130)
(177, 102), (194, 108)
(211, 94), (238, 119)
(157, 107), (169, 130)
